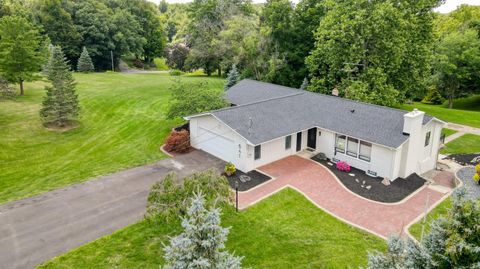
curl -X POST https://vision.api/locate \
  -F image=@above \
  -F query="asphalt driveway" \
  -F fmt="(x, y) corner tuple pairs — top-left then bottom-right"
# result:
(0, 150), (224, 269)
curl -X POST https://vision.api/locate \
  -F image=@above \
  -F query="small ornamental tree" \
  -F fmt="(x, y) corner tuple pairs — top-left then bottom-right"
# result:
(367, 187), (480, 268)
(300, 77), (308, 90)
(224, 64), (240, 91)
(40, 46), (80, 127)
(0, 76), (15, 99)
(164, 129), (190, 153)
(163, 192), (243, 269)
(77, 46), (94, 73)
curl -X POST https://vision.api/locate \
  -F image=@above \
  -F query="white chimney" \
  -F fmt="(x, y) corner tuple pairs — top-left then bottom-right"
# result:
(401, 108), (425, 177)
(403, 108), (425, 135)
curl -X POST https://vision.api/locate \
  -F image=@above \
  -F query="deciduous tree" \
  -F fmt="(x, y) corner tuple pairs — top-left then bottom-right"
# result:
(0, 15), (47, 95)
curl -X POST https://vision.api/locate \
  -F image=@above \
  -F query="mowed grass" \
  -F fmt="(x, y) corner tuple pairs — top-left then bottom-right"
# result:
(409, 197), (452, 241)
(400, 95), (480, 128)
(442, 128), (457, 137)
(38, 188), (386, 269)
(0, 72), (224, 204)
(440, 133), (480, 154)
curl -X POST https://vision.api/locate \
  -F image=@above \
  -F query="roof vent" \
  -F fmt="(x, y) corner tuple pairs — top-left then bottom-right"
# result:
(350, 109), (355, 113)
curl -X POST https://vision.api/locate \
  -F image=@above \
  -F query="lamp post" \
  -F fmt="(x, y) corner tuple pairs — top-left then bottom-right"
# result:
(235, 180), (239, 212)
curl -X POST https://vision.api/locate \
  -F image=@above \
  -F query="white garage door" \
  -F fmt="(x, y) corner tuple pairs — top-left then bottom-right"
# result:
(197, 127), (236, 162)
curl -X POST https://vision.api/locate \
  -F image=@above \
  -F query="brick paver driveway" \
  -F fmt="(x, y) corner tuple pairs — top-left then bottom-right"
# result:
(238, 156), (449, 239)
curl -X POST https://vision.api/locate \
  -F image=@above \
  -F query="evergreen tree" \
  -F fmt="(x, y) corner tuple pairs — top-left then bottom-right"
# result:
(163, 193), (243, 269)
(224, 65), (240, 91)
(40, 46), (79, 127)
(300, 77), (308, 90)
(77, 46), (94, 72)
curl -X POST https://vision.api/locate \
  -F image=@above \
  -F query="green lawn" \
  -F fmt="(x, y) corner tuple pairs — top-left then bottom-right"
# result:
(38, 188), (386, 269)
(0, 72), (224, 204)
(409, 197), (452, 241)
(442, 128), (457, 137)
(401, 95), (480, 128)
(440, 133), (480, 154)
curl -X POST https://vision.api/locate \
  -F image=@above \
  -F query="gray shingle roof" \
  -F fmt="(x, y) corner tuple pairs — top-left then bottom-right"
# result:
(225, 79), (301, 105)
(210, 80), (436, 148)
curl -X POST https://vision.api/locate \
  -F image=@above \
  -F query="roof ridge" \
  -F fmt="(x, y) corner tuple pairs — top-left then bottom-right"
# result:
(213, 91), (305, 113)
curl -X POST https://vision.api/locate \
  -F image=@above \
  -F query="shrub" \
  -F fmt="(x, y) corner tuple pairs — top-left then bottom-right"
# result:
(476, 164), (480, 173)
(474, 173), (480, 183)
(224, 162), (236, 176)
(164, 129), (190, 153)
(153, 57), (169, 71)
(336, 161), (350, 172)
(0, 76), (15, 99)
(146, 170), (231, 221)
(169, 69), (184, 76)
(132, 58), (144, 69)
(421, 86), (444, 105)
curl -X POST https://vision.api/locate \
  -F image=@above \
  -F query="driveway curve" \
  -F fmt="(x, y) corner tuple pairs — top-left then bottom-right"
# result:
(239, 156), (449, 239)
(0, 150), (224, 269)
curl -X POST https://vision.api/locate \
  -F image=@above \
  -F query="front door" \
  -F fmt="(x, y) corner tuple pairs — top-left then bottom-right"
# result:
(307, 128), (317, 149)
(296, 132), (302, 152)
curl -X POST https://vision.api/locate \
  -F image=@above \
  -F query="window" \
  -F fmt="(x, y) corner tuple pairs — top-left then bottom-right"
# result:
(359, 141), (372, 162)
(285, 135), (292, 150)
(335, 134), (346, 154)
(254, 145), (261, 160)
(425, 131), (431, 147)
(347, 137), (359, 157)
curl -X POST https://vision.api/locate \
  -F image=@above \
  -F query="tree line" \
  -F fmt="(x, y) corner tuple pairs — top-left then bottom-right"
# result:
(0, 0), (165, 72)
(162, 0), (480, 107)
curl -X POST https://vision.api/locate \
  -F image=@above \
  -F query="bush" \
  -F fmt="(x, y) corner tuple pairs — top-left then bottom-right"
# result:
(336, 161), (350, 172)
(132, 58), (144, 69)
(224, 162), (236, 176)
(169, 69), (184, 76)
(153, 58), (169, 71)
(476, 164), (480, 173)
(473, 173), (479, 183)
(164, 129), (190, 153)
(0, 76), (15, 99)
(421, 86), (445, 105)
(146, 170), (231, 221)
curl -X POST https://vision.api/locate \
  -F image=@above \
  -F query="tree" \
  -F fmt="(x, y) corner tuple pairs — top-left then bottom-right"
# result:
(224, 65), (239, 91)
(367, 187), (480, 268)
(36, 0), (81, 67)
(163, 192), (243, 269)
(165, 43), (189, 71)
(0, 15), (47, 95)
(40, 46), (79, 127)
(166, 79), (228, 119)
(433, 29), (480, 108)
(306, 0), (442, 106)
(159, 0), (168, 13)
(77, 46), (94, 72)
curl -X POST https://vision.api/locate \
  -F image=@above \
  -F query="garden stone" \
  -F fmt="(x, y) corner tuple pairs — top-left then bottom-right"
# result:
(382, 178), (391, 186)
(327, 162), (333, 166)
(366, 185), (371, 190)
(349, 173), (355, 177)
(355, 178), (359, 183)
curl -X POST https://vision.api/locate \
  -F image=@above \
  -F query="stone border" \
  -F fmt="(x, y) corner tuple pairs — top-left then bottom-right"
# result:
(159, 144), (174, 158)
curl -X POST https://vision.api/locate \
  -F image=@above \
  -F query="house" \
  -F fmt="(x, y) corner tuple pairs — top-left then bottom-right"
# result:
(186, 79), (446, 181)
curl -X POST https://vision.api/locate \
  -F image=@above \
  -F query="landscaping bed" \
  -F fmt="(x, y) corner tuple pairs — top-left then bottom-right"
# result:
(311, 157), (427, 203)
(456, 166), (480, 200)
(225, 170), (272, 191)
(444, 153), (480, 166)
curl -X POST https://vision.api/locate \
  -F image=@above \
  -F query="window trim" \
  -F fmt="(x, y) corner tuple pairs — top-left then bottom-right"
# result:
(335, 133), (371, 163)
(359, 141), (372, 162)
(424, 131), (431, 147)
(285, 135), (292, 150)
(335, 134), (346, 154)
(346, 137), (359, 158)
(254, 145), (261, 160)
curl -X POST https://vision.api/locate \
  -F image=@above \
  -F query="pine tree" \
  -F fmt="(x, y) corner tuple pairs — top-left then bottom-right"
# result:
(40, 46), (80, 127)
(163, 193), (243, 269)
(77, 46), (94, 73)
(224, 65), (240, 91)
(300, 77), (308, 90)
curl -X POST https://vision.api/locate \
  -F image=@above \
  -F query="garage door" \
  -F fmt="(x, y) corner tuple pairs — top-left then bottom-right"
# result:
(197, 127), (236, 162)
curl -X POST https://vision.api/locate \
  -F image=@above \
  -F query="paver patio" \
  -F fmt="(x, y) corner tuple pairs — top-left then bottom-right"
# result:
(238, 155), (449, 239)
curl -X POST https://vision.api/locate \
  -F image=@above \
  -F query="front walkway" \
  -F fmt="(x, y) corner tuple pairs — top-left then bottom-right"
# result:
(0, 150), (224, 269)
(238, 156), (450, 239)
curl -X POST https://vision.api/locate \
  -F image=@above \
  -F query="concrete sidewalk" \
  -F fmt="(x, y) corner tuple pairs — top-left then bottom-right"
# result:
(0, 150), (224, 269)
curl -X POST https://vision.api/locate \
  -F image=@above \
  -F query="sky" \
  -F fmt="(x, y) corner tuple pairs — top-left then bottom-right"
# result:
(148, 0), (480, 13)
